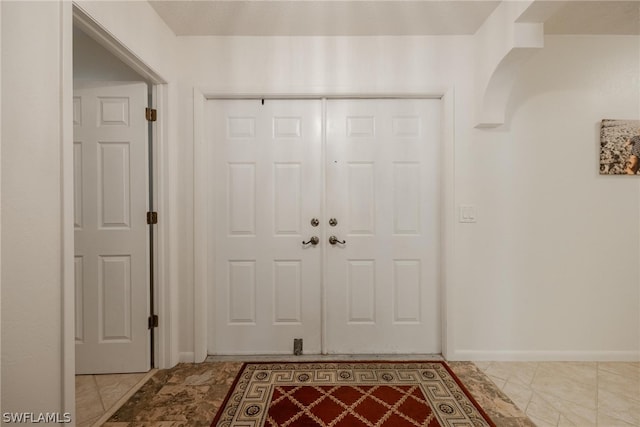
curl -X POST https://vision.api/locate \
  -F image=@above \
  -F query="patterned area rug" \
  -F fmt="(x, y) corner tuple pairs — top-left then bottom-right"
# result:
(210, 362), (496, 427)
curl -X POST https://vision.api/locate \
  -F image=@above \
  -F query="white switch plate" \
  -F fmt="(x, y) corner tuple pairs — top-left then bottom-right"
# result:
(458, 205), (477, 223)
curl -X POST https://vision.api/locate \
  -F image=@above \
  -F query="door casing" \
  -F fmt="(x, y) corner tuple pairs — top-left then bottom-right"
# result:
(194, 92), (456, 358)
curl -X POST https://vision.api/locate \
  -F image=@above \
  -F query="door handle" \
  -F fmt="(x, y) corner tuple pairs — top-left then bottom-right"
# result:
(302, 236), (319, 246)
(328, 235), (346, 245)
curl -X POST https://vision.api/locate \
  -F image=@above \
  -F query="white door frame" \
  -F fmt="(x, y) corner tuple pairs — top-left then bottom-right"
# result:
(62, 2), (175, 414)
(194, 89), (456, 360)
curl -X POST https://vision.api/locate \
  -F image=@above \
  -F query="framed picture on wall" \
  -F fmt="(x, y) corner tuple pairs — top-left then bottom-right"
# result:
(600, 119), (640, 175)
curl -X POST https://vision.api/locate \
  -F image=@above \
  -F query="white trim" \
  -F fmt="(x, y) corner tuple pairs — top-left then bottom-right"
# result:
(440, 88), (455, 360)
(151, 83), (162, 367)
(197, 90), (447, 100)
(72, 3), (166, 85)
(451, 350), (640, 362)
(193, 89), (456, 360)
(179, 352), (196, 363)
(193, 88), (208, 363)
(60, 0), (75, 416)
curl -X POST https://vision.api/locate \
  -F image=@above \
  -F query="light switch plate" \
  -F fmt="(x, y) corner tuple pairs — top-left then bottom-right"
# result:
(459, 205), (477, 223)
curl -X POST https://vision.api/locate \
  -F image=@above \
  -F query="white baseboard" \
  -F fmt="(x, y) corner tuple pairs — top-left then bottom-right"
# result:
(181, 349), (640, 363)
(179, 351), (195, 363)
(447, 350), (640, 362)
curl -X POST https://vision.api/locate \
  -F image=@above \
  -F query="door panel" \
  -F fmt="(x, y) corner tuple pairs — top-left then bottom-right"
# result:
(208, 99), (323, 354)
(74, 81), (149, 374)
(324, 99), (441, 354)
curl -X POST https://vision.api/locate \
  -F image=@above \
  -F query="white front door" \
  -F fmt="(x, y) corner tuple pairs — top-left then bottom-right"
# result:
(208, 99), (323, 354)
(74, 81), (150, 374)
(208, 98), (440, 355)
(324, 99), (441, 353)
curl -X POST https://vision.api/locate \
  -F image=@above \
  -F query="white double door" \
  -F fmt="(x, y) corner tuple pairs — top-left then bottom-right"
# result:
(208, 98), (441, 355)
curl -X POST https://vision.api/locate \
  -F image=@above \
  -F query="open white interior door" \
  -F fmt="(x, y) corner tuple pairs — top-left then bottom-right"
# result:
(74, 81), (150, 374)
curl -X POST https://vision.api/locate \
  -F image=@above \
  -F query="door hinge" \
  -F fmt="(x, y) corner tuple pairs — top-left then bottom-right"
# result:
(147, 211), (158, 225)
(145, 107), (157, 122)
(148, 314), (159, 329)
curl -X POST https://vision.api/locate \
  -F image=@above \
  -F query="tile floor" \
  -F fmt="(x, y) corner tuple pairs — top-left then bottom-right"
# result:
(76, 371), (155, 427)
(76, 361), (640, 427)
(475, 362), (640, 427)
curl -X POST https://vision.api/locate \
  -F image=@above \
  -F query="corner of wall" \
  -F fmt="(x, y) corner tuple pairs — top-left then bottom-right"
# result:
(61, 0), (76, 417)
(473, 1), (545, 128)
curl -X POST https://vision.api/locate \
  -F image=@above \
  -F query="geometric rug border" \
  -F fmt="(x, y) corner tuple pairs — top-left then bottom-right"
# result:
(210, 361), (496, 427)
(431, 361), (496, 427)
(211, 362), (250, 427)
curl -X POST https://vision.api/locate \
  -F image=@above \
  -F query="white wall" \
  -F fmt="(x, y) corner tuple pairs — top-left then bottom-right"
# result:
(178, 34), (639, 360)
(73, 26), (145, 83)
(456, 35), (640, 360)
(1, 0), (66, 415)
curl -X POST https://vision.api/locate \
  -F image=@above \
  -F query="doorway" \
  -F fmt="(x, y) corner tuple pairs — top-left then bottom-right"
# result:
(206, 98), (442, 355)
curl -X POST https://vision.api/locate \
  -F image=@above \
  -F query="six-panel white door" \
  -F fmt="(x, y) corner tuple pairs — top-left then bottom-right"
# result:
(208, 99), (323, 354)
(324, 99), (441, 353)
(74, 81), (150, 374)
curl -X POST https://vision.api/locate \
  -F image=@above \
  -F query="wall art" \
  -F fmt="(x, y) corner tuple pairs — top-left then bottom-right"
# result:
(600, 119), (640, 175)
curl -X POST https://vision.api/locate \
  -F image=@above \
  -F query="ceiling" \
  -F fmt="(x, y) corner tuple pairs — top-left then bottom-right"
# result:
(535, 1), (640, 35)
(148, 1), (640, 37)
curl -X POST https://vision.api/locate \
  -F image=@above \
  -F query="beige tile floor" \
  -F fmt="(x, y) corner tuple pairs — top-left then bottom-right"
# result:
(76, 372), (155, 427)
(475, 362), (640, 427)
(77, 361), (640, 427)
